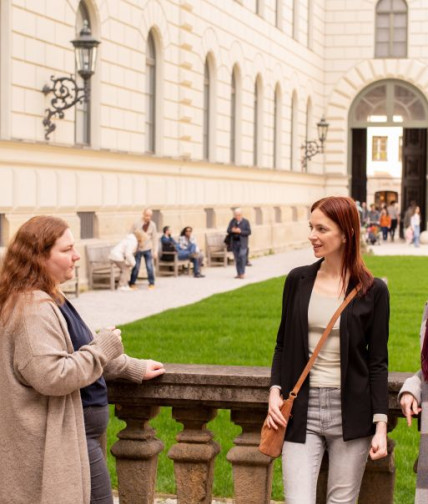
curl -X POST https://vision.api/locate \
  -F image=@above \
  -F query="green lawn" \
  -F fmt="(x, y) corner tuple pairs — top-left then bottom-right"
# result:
(107, 255), (427, 503)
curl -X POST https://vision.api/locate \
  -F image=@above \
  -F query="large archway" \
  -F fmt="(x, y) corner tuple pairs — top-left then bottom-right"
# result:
(349, 79), (428, 232)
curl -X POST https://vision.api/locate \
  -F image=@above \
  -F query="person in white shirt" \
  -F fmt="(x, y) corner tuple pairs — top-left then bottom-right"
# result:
(411, 206), (421, 248)
(109, 230), (146, 290)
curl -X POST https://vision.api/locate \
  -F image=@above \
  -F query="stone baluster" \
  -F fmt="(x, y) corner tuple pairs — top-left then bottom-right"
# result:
(317, 417), (398, 504)
(111, 404), (164, 504)
(168, 406), (220, 504)
(227, 408), (274, 504)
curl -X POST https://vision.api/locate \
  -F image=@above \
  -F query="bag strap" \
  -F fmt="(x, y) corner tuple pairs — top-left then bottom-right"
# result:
(287, 285), (360, 400)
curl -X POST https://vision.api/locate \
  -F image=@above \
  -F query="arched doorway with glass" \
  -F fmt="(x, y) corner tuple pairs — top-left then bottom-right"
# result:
(349, 79), (428, 235)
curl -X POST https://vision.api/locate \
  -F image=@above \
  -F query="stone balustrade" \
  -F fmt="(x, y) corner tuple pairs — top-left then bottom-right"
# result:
(107, 365), (412, 504)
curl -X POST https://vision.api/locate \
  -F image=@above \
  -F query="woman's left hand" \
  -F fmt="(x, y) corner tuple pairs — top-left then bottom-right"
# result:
(369, 422), (388, 460)
(143, 359), (166, 380)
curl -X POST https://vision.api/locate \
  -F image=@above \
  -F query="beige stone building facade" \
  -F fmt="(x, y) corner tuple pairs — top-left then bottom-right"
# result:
(0, 0), (427, 282)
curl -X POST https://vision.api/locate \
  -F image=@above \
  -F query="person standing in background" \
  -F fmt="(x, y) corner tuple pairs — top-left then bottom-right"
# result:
(387, 200), (399, 242)
(129, 209), (157, 290)
(411, 206), (421, 248)
(226, 208), (251, 279)
(379, 208), (391, 242)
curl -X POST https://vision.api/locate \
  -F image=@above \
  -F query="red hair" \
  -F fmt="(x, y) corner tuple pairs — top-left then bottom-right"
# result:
(311, 196), (374, 295)
(0, 216), (68, 322)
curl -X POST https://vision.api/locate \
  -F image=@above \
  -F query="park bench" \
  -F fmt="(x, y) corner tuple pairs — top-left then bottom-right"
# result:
(85, 243), (120, 290)
(205, 232), (233, 267)
(62, 265), (80, 297)
(156, 238), (192, 277)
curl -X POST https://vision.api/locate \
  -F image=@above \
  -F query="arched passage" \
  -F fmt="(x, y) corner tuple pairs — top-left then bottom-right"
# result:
(349, 79), (428, 232)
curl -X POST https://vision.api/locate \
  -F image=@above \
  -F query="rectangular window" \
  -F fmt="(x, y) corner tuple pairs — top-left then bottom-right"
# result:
(205, 208), (215, 229)
(372, 136), (388, 161)
(274, 206), (282, 224)
(78, 212), (96, 239)
(151, 209), (163, 231)
(254, 207), (263, 225)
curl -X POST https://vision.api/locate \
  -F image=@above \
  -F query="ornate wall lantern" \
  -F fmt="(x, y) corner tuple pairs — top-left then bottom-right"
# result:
(301, 117), (329, 169)
(42, 21), (100, 140)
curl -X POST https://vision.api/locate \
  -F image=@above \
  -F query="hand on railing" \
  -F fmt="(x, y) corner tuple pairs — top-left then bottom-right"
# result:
(143, 359), (166, 380)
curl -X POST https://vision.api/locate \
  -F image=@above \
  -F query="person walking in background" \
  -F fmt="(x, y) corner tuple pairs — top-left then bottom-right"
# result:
(0, 216), (165, 504)
(227, 208), (252, 279)
(367, 203), (380, 224)
(387, 200), (399, 241)
(129, 209), (157, 290)
(361, 201), (369, 226)
(379, 207), (391, 242)
(411, 206), (421, 248)
(177, 226), (205, 278)
(267, 196), (389, 504)
(109, 230), (147, 291)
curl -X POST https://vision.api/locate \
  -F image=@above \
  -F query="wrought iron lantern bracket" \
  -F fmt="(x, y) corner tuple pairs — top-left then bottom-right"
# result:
(301, 117), (329, 170)
(42, 76), (88, 140)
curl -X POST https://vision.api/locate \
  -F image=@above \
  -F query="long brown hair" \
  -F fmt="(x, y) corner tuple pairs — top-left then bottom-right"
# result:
(311, 196), (374, 295)
(0, 216), (69, 322)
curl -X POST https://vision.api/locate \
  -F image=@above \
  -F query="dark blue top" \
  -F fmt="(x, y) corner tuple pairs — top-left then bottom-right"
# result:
(58, 299), (108, 408)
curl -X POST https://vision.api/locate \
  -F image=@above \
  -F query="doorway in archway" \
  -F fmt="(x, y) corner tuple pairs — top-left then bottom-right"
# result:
(349, 79), (428, 234)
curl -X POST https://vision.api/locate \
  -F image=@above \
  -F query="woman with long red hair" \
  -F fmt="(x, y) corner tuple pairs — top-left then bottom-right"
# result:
(268, 196), (389, 503)
(0, 216), (165, 504)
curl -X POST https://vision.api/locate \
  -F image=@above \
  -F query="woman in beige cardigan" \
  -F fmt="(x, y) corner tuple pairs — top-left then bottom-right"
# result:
(0, 216), (165, 504)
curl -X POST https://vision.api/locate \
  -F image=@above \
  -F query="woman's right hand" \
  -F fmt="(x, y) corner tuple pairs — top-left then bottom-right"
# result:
(266, 388), (286, 430)
(400, 392), (421, 426)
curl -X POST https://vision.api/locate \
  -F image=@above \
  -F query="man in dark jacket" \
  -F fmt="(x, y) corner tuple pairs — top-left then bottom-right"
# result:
(226, 208), (251, 279)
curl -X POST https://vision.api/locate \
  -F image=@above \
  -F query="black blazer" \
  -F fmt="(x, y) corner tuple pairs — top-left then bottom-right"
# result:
(270, 259), (389, 443)
(226, 218), (251, 249)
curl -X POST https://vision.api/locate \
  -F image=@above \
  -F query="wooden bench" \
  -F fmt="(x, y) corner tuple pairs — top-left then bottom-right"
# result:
(156, 238), (191, 277)
(62, 265), (80, 297)
(205, 232), (233, 267)
(85, 243), (120, 290)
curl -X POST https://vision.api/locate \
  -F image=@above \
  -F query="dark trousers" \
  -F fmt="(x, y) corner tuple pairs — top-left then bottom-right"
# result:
(390, 219), (398, 240)
(84, 405), (113, 504)
(232, 243), (247, 276)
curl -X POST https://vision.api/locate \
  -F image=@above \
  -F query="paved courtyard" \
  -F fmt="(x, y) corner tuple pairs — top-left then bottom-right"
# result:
(73, 240), (428, 331)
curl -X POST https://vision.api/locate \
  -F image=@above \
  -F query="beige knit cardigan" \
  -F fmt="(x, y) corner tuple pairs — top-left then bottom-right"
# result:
(0, 290), (147, 504)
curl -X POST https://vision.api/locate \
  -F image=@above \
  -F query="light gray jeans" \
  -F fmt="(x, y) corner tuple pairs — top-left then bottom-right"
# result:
(282, 387), (371, 504)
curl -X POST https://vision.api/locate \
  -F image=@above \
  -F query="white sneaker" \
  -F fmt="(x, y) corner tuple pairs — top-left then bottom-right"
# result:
(118, 285), (132, 291)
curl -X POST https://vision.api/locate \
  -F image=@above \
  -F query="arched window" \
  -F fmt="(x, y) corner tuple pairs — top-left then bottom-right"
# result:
(231, 70), (237, 163)
(307, 0), (313, 49)
(304, 98), (312, 171)
(292, 0), (299, 41)
(230, 65), (241, 165)
(203, 58), (210, 160)
(276, 0), (283, 30)
(254, 76), (263, 167)
(290, 91), (298, 170)
(75, 1), (91, 145)
(375, 0), (407, 58)
(273, 85), (281, 168)
(146, 30), (156, 153)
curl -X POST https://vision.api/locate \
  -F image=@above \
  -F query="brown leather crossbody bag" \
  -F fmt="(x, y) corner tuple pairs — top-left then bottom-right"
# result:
(258, 286), (360, 458)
